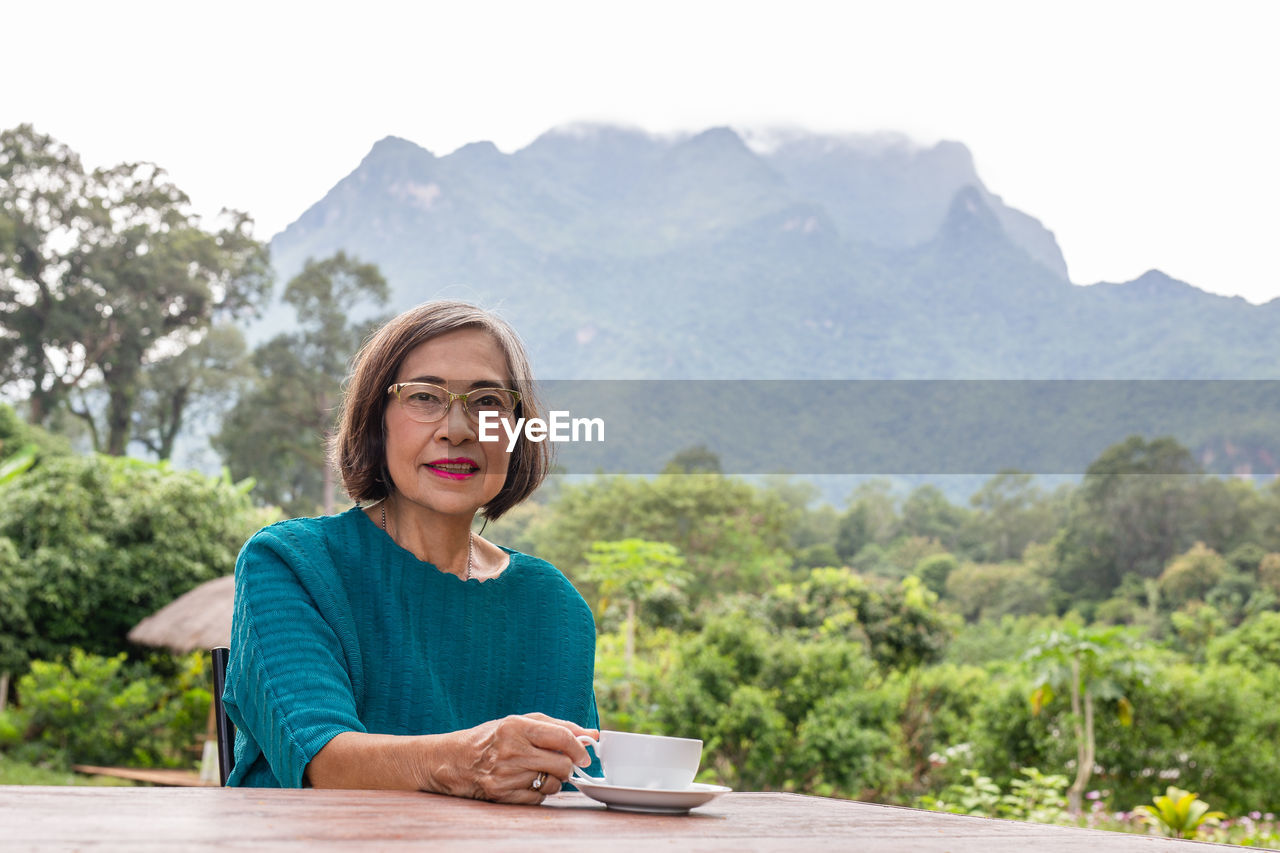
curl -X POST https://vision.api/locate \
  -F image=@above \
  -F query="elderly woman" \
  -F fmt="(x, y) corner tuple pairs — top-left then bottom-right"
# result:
(222, 301), (598, 802)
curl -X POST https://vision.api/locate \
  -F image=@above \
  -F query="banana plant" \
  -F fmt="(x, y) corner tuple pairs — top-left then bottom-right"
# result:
(1135, 786), (1226, 839)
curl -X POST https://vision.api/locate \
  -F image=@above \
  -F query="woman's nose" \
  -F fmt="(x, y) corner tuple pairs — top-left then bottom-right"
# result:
(436, 398), (477, 443)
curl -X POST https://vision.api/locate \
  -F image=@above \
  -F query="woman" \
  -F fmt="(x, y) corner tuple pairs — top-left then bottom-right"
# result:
(222, 300), (598, 802)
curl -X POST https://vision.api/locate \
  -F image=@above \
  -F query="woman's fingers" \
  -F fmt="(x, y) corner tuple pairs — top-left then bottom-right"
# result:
(519, 714), (597, 766)
(481, 759), (569, 804)
(525, 712), (600, 739)
(538, 773), (564, 796)
(459, 715), (590, 803)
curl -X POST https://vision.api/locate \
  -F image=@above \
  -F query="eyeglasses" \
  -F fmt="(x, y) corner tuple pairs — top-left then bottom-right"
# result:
(386, 382), (521, 423)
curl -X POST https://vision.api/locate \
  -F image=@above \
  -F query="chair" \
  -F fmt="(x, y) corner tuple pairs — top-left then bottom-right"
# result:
(211, 646), (236, 786)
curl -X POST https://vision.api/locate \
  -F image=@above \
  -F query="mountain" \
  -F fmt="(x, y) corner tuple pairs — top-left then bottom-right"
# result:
(752, 130), (1068, 279)
(265, 124), (1280, 381)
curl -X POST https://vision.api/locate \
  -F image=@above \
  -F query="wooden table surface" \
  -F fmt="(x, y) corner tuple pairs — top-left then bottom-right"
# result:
(1, 786), (1243, 851)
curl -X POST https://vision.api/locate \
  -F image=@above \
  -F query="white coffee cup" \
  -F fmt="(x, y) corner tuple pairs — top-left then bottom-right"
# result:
(571, 730), (703, 790)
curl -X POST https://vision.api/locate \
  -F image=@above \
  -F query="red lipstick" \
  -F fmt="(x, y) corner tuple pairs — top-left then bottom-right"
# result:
(424, 457), (480, 480)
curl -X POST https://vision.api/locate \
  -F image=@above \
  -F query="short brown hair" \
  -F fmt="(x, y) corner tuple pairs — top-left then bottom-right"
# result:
(332, 300), (550, 520)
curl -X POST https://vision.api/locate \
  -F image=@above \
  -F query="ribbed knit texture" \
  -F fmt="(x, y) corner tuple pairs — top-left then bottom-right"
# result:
(222, 506), (599, 788)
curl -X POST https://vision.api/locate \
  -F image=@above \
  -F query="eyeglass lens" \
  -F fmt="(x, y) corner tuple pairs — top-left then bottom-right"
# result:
(396, 384), (517, 422)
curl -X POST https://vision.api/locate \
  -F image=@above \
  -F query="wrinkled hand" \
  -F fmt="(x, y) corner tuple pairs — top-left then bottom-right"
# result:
(441, 713), (598, 804)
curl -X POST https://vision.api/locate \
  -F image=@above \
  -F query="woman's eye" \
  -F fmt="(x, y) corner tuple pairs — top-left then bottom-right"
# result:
(408, 390), (444, 404)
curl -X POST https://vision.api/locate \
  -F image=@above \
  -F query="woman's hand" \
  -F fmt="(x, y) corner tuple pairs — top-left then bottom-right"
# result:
(441, 713), (598, 804)
(305, 715), (598, 804)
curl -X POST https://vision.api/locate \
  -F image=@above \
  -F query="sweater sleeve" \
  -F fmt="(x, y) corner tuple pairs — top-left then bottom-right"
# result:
(223, 524), (367, 787)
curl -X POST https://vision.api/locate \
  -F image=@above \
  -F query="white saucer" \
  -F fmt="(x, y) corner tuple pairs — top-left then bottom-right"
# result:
(570, 777), (732, 814)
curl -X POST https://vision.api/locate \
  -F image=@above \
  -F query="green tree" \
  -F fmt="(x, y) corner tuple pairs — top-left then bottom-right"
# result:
(131, 324), (252, 460)
(914, 553), (958, 598)
(1258, 552), (1280, 597)
(1051, 436), (1202, 603)
(641, 610), (901, 797)
(1261, 481), (1280, 553)
(216, 253), (388, 515)
(0, 125), (272, 453)
(767, 568), (951, 671)
(1158, 542), (1227, 610)
(767, 478), (840, 567)
(900, 485), (971, 553)
(967, 471), (1068, 563)
(1224, 541), (1266, 576)
(945, 562), (1051, 622)
(1190, 478), (1265, 558)
(1170, 601), (1226, 661)
(1207, 611), (1280, 669)
(582, 539), (688, 677)
(529, 472), (793, 604)
(836, 480), (899, 562)
(872, 535), (948, 580)
(974, 654), (1280, 814)
(1026, 623), (1144, 816)
(0, 125), (91, 425)
(1121, 661), (1280, 813)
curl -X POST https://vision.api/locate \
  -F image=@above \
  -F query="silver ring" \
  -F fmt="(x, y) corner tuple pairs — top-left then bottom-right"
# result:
(531, 771), (548, 792)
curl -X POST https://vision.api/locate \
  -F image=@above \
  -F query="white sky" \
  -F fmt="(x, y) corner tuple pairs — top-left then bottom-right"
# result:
(5, 0), (1278, 303)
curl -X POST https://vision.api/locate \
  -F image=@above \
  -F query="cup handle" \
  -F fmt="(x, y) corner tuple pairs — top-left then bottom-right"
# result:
(570, 734), (603, 783)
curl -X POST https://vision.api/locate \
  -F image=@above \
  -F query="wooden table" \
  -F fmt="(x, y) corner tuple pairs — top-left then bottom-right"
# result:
(1, 786), (1239, 851)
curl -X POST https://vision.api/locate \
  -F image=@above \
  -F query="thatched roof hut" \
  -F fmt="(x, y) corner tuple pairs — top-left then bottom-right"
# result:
(128, 575), (234, 654)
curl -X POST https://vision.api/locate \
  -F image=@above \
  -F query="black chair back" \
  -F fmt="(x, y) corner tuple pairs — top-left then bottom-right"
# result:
(211, 646), (235, 786)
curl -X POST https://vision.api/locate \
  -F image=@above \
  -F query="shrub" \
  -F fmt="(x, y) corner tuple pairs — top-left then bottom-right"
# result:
(1068, 660), (1280, 813)
(0, 454), (261, 674)
(891, 663), (991, 795)
(0, 403), (72, 463)
(637, 610), (904, 798)
(11, 649), (211, 769)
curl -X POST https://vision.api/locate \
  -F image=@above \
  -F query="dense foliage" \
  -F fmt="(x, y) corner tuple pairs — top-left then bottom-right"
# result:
(2, 408), (1278, 841)
(1, 650), (210, 769)
(479, 438), (1280, 821)
(0, 441), (264, 675)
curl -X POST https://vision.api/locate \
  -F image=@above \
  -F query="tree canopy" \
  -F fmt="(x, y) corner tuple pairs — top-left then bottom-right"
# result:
(215, 252), (389, 515)
(0, 124), (272, 455)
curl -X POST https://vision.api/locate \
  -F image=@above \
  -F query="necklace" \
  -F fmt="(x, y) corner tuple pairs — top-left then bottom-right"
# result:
(381, 503), (474, 580)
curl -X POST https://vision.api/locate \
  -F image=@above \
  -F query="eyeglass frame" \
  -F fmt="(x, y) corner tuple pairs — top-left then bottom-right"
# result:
(385, 381), (522, 423)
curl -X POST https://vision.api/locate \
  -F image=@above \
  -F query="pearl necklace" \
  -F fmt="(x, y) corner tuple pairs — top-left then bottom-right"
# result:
(381, 503), (473, 581)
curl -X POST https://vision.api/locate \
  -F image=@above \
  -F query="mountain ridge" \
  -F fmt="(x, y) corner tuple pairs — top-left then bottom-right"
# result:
(264, 123), (1278, 381)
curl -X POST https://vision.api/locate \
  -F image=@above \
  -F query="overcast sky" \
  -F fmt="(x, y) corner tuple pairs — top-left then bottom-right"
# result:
(6, 0), (1277, 303)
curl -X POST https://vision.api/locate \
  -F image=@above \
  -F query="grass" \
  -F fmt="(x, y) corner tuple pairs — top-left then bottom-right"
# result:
(0, 754), (136, 786)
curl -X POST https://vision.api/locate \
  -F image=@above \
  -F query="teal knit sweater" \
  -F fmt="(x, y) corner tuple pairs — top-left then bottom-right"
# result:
(222, 506), (599, 788)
